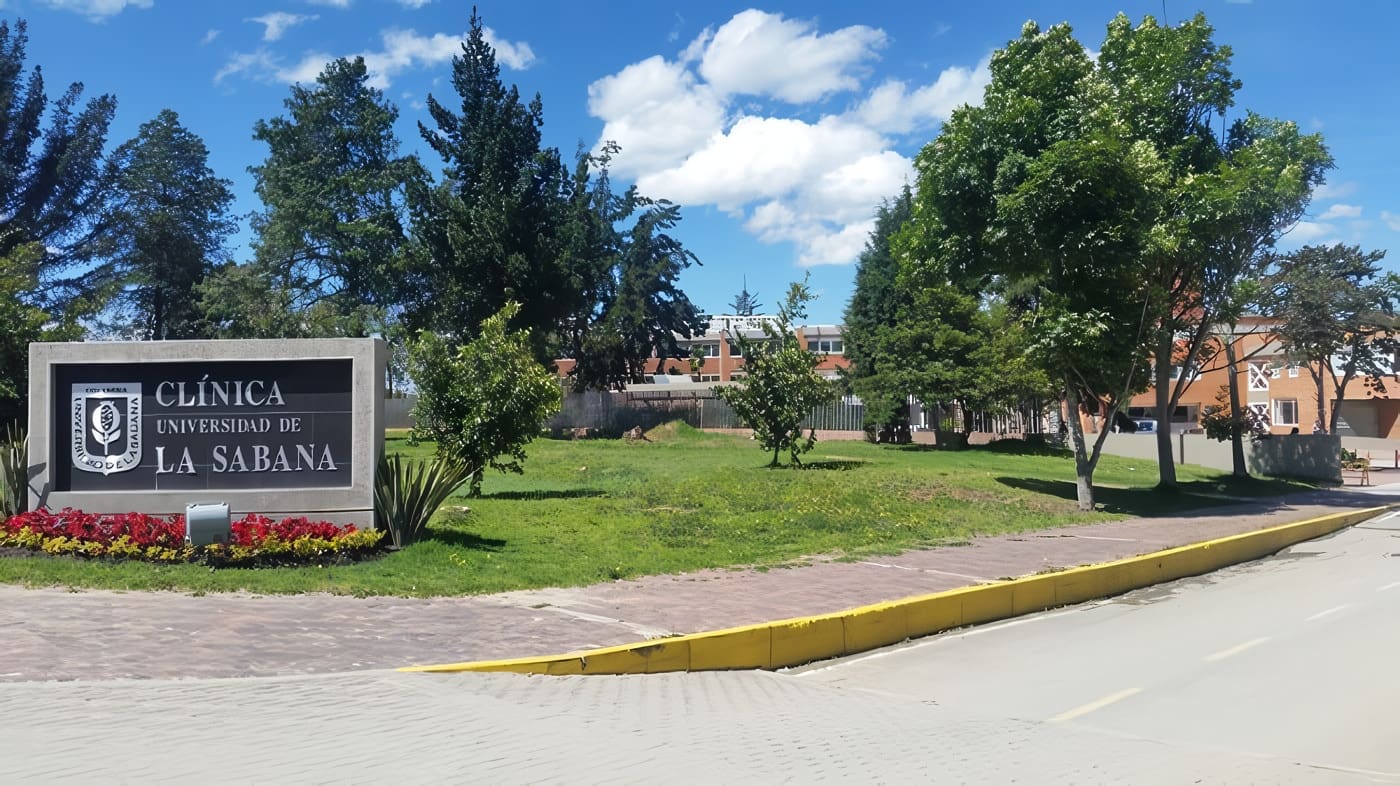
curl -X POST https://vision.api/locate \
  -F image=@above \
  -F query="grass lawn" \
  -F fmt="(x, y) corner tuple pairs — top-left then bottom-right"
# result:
(0, 424), (1314, 597)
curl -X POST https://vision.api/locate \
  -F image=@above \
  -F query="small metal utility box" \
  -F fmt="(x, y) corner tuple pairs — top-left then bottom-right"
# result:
(185, 502), (231, 546)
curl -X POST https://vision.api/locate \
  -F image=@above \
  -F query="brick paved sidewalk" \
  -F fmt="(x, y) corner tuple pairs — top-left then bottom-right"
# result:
(4, 487), (1396, 683)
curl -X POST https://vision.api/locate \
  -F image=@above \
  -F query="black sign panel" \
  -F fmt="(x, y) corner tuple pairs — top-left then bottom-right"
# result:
(54, 360), (353, 492)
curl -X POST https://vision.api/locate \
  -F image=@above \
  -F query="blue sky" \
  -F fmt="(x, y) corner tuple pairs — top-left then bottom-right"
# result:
(10, 0), (1398, 324)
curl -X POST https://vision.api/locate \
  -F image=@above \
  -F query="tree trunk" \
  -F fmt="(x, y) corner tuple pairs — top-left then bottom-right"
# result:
(1328, 370), (1350, 434)
(1223, 336), (1248, 477)
(1074, 471), (1095, 512)
(1065, 382), (1096, 511)
(1153, 328), (1177, 488)
(1314, 368), (1327, 434)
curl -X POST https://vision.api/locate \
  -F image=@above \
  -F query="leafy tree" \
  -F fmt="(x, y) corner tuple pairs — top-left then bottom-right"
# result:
(247, 56), (422, 321)
(0, 19), (118, 310)
(0, 237), (84, 423)
(103, 109), (235, 340)
(901, 20), (1165, 510)
(1133, 94), (1328, 481)
(1270, 244), (1398, 433)
(408, 302), (562, 495)
(728, 277), (762, 316)
(406, 11), (572, 359)
(718, 277), (834, 467)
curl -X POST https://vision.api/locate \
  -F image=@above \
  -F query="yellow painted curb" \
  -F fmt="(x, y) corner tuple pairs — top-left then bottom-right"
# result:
(401, 505), (1391, 676)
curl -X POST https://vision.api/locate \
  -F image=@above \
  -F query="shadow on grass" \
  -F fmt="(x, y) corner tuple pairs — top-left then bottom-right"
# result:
(994, 476), (1291, 518)
(427, 529), (507, 551)
(482, 489), (606, 501)
(976, 440), (1072, 458)
(796, 460), (867, 471)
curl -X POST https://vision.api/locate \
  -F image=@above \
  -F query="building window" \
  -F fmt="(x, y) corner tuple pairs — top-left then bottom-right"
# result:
(698, 374), (721, 382)
(1273, 398), (1299, 427)
(1247, 362), (1270, 392)
(693, 343), (721, 357)
(1169, 364), (1200, 381)
(726, 341), (742, 358)
(806, 339), (843, 354)
(1288, 363), (1300, 378)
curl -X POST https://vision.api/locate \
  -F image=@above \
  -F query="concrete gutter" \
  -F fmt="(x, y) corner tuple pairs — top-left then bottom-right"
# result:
(401, 505), (1390, 676)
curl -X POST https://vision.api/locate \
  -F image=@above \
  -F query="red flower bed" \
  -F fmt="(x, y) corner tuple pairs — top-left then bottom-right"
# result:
(4, 508), (185, 548)
(1, 508), (383, 566)
(230, 514), (357, 546)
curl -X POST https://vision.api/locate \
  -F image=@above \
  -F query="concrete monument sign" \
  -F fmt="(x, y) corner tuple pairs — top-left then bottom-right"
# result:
(28, 339), (385, 526)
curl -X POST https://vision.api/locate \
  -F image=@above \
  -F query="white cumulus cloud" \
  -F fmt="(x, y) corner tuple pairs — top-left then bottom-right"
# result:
(1382, 211), (1400, 232)
(1318, 203), (1361, 220)
(397, 0), (433, 7)
(215, 25), (534, 89)
(1314, 180), (1357, 201)
(589, 9), (986, 268)
(588, 56), (726, 175)
(303, 0), (350, 7)
(694, 9), (886, 103)
(37, 0), (151, 21)
(854, 57), (990, 134)
(247, 12), (318, 43)
(1287, 221), (1334, 243)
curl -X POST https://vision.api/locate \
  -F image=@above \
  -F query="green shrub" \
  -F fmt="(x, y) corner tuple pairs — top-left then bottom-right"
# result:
(373, 453), (473, 548)
(0, 422), (26, 518)
(408, 302), (562, 495)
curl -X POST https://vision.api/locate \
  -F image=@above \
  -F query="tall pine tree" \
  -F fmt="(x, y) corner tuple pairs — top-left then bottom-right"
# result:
(0, 18), (116, 421)
(105, 109), (235, 339)
(407, 11), (571, 359)
(247, 56), (422, 317)
(843, 187), (914, 435)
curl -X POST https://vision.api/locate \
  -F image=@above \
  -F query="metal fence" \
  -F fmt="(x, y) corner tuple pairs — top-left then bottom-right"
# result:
(544, 389), (867, 435)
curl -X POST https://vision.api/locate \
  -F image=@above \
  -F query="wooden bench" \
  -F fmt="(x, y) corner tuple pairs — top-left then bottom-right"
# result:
(1342, 463), (1371, 486)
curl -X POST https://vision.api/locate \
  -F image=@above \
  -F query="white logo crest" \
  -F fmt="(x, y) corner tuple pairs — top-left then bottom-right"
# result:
(71, 383), (142, 475)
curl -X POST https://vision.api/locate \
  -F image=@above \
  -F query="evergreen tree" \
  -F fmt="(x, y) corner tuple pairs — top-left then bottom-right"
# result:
(843, 188), (913, 435)
(244, 57), (422, 320)
(565, 153), (706, 391)
(407, 10), (570, 358)
(728, 278), (762, 316)
(0, 18), (116, 420)
(0, 19), (118, 310)
(105, 109), (234, 339)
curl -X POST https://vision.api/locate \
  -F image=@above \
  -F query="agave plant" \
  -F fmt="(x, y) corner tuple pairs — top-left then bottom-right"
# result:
(0, 422), (27, 519)
(373, 453), (473, 548)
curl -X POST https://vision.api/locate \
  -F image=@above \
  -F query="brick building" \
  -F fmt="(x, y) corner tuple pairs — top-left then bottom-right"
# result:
(553, 315), (850, 385)
(1123, 316), (1400, 438)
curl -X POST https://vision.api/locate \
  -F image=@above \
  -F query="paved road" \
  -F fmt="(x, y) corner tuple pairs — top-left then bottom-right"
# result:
(797, 511), (1400, 781)
(3, 514), (1396, 783)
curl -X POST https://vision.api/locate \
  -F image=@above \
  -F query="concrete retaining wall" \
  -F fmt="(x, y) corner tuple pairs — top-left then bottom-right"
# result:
(1097, 432), (1341, 482)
